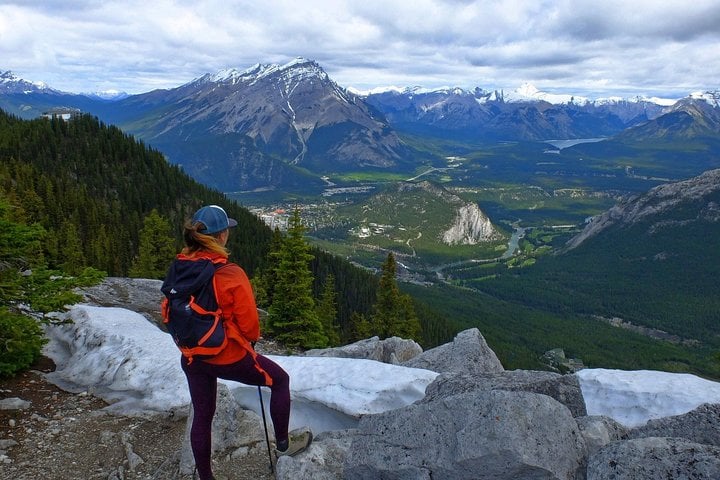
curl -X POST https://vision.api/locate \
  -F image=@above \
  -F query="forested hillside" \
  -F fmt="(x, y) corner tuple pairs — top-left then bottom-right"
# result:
(420, 169), (720, 378)
(0, 111), (271, 275)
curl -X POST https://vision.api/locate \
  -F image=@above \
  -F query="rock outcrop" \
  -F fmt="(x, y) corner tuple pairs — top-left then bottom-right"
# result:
(345, 389), (586, 480)
(583, 403), (720, 479)
(402, 327), (504, 374)
(75, 276), (164, 325)
(576, 416), (628, 455)
(275, 430), (355, 480)
(47, 283), (720, 480)
(586, 437), (720, 480)
(305, 336), (422, 364)
(628, 402), (720, 446)
(279, 328), (720, 480)
(421, 369), (587, 418)
(442, 203), (503, 245)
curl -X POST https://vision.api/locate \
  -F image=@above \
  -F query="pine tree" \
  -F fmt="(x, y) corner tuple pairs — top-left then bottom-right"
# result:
(316, 273), (341, 346)
(58, 220), (85, 275)
(394, 293), (421, 340)
(251, 227), (283, 309)
(0, 195), (102, 377)
(266, 209), (328, 349)
(130, 209), (176, 279)
(349, 311), (373, 342)
(371, 252), (421, 340)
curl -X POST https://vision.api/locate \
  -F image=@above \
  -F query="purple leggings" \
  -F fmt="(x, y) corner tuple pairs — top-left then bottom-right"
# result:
(181, 353), (290, 480)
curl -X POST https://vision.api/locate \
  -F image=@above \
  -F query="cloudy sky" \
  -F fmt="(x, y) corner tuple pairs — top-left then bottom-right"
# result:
(1, 0), (718, 99)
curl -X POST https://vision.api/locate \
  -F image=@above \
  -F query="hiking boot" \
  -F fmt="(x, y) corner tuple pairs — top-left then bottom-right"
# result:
(276, 426), (313, 457)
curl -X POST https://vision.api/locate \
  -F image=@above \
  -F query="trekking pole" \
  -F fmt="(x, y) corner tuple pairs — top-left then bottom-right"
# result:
(258, 385), (274, 473)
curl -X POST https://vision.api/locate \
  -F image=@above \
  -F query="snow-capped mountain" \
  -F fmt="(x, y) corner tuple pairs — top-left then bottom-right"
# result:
(81, 90), (129, 101)
(363, 83), (673, 141)
(488, 83), (678, 108)
(497, 82), (590, 105)
(356, 82), (678, 108)
(0, 70), (54, 94)
(98, 58), (413, 191)
(615, 90), (720, 142)
(688, 90), (720, 108)
(0, 70), (109, 119)
(196, 57), (331, 88)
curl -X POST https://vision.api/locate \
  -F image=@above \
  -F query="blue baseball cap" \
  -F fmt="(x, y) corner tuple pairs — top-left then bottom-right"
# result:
(192, 205), (238, 234)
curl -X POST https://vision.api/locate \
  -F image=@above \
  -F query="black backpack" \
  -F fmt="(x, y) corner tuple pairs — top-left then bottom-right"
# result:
(161, 258), (228, 361)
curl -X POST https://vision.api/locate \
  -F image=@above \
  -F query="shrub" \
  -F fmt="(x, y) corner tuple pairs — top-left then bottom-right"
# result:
(0, 307), (46, 378)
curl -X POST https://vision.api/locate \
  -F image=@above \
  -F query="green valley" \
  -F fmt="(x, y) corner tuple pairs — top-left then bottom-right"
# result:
(236, 134), (720, 378)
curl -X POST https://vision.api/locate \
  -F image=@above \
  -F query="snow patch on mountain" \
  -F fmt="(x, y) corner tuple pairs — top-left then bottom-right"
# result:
(82, 90), (129, 100)
(361, 82), (680, 109)
(502, 82), (591, 105)
(689, 90), (720, 108)
(200, 57), (327, 89)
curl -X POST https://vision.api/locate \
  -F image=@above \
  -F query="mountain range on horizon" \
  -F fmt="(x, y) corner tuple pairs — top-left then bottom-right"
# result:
(2, 59), (718, 105)
(2, 58), (720, 193)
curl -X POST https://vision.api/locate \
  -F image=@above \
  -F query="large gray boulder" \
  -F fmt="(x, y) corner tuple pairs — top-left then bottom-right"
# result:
(180, 384), (265, 475)
(275, 429), (357, 480)
(576, 416), (628, 455)
(75, 276), (164, 325)
(421, 369), (587, 417)
(402, 328), (504, 374)
(344, 390), (586, 480)
(586, 437), (720, 480)
(305, 336), (422, 364)
(628, 402), (720, 446)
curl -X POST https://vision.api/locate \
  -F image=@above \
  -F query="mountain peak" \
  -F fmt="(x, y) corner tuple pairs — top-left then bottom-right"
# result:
(688, 90), (720, 108)
(198, 58), (327, 88)
(503, 83), (590, 105)
(81, 89), (129, 101)
(516, 82), (540, 97)
(0, 70), (51, 94)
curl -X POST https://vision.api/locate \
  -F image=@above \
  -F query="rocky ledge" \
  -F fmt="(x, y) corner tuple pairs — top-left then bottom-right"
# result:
(280, 328), (720, 480)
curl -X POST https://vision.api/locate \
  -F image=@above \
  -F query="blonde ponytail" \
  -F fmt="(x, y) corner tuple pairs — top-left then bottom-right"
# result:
(181, 220), (229, 257)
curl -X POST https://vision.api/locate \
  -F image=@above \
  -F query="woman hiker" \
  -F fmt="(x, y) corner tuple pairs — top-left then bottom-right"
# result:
(164, 204), (312, 480)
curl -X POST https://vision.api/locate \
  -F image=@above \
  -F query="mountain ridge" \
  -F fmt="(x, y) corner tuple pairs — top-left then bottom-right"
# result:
(2, 61), (719, 192)
(566, 168), (720, 249)
(6, 64), (710, 106)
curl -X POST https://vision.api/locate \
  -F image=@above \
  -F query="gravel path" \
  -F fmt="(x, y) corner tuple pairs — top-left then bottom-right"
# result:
(0, 357), (276, 480)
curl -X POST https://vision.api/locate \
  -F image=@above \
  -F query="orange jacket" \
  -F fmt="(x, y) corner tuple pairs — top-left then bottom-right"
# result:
(176, 251), (259, 365)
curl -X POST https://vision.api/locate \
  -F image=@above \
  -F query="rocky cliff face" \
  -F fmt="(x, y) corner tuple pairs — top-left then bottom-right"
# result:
(393, 180), (501, 245)
(441, 202), (503, 245)
(566, 168), (720, 249)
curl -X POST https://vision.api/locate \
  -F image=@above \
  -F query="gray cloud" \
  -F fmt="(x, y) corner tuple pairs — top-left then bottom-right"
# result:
(0, 0), (717, 98)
